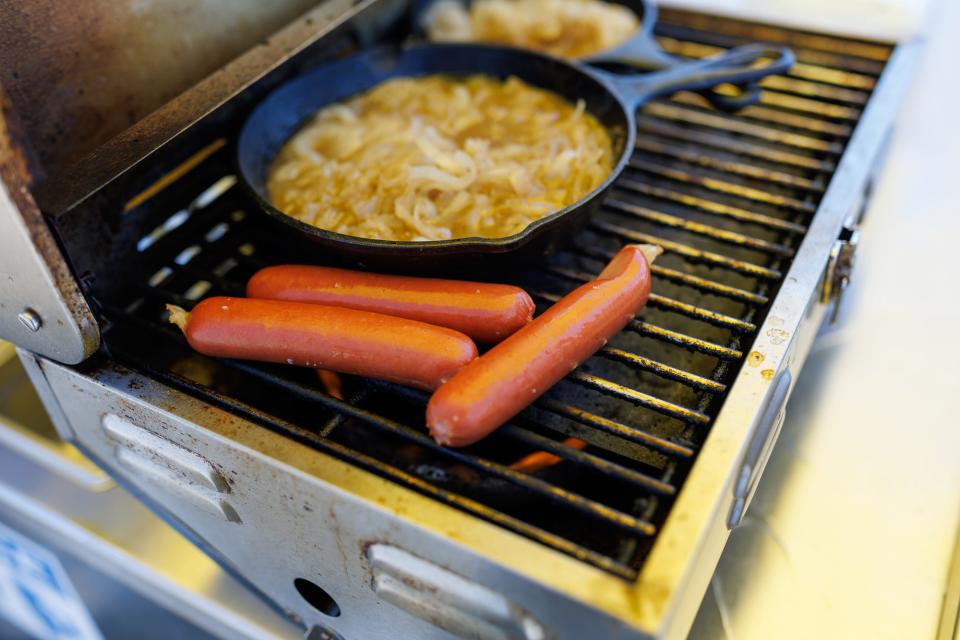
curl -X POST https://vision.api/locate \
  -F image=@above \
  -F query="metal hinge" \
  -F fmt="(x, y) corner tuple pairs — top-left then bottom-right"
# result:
(820, 220), (861, 325)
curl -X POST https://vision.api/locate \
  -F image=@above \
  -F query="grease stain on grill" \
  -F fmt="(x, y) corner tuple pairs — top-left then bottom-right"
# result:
(766, 327), (790, 345)
(84, 10), (894, 579)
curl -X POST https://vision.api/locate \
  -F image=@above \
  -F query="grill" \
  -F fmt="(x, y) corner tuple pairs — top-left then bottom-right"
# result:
(50, 8), (892, 583)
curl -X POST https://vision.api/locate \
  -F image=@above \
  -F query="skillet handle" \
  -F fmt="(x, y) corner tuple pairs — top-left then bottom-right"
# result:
(581, 0), (670, 70)
(607, 42), (795, 110)
(587, 39), (766, 112)
(581, 0), (766, 111)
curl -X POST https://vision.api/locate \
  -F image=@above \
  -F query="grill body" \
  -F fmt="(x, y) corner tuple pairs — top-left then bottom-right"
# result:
(3, 3), (917, 639)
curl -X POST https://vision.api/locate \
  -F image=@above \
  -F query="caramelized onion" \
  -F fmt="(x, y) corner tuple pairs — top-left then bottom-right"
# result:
(424, 0), (639, 59)
(267, 75), (613, 242)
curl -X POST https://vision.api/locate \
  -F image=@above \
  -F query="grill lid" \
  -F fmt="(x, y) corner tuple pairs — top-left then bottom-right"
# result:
(0, 0), (324, 182)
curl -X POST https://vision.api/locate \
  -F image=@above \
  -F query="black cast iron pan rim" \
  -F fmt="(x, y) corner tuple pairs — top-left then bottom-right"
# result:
(236, 42), (638, 257)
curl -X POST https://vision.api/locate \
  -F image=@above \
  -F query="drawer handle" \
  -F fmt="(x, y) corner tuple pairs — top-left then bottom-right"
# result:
(102, 413), (228, 492)
(368, 544), (545, 640)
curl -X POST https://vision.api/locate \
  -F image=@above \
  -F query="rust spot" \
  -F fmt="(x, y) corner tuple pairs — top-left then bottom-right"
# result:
(761, 369), (775, 382)
(747, 351), (765, 367)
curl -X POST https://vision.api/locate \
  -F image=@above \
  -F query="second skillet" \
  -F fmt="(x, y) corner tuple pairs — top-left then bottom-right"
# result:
(237, 42), (794, 272)
(412, 0), (765, 111)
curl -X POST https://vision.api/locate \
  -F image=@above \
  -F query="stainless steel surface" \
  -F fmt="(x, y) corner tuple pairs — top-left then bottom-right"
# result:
(686, 2), (959, 631)
(0, 172), (98, 363)
(30, 355), (643, 639)
(0, 342), (111, 490)
(0, 346), (299, 640)
(633, 35), (919, 640)
(367, 544), (547, 640)
(0, 0), (324, 180)
(34, 0), (402, 214)
(726, 369), (790, 530)
(0, 82), (99, 362)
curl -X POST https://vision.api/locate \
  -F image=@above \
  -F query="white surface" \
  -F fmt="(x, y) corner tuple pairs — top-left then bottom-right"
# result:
(663, 0), (932, 40)
(0, 520), (103, 640)
(689, 0), (960, 638)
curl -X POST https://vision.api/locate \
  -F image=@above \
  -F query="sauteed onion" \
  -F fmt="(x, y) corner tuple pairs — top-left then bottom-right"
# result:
(423, 0), (639, 59)
(267, 75), (613, 242)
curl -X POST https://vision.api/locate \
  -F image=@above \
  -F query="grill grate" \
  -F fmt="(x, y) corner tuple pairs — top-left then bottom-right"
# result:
(87, 10), (894, 579)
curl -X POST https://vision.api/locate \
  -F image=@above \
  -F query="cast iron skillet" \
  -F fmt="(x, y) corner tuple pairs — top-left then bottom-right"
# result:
(237, 43), (794, 272)
(411, 0), (762, 111)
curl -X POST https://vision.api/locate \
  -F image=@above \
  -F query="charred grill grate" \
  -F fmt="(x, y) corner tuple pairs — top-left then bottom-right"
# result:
(79, 11), (893, 579)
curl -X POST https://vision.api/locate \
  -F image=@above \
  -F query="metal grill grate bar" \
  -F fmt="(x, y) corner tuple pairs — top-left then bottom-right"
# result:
(546, 266), (757, 332)
(568, 371), (710, 425)
(599, 347), (726, 393)
(537, 399), (695, 458)
(635, 117), (835, 171)
(632, 320), (743, 360)
(668, 94), (853, 138)
(569, 244), (772, 305)
(718, 87), (864, 121)
(647, 294), (755, 332)
(220, 359), (660, 535)
(759, 77), (870, 104)
(609, 179), (807, 233)
(642, 102), (845, 154)
(503, 425), (677, 495)
(372, 382), (679, 495)
(530, 289), (744, 359)
(656, 38), (878, 90)
(156, 360), (641, 579)
(589, 220), (783, 280)
(649, 265), (769, 306)
(655, 15), (891, 62)
(604, 198), (796, 256)
(627, 157), (817, 213)
(633, 136), (825, 190)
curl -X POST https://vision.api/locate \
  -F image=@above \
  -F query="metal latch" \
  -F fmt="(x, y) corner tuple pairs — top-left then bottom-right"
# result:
(820, 221), (860, 325)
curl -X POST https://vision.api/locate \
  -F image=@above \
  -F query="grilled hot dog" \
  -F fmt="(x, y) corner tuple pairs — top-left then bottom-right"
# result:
(167, 297), (477, 391)
(247, 265), (534, 343)
(426, 244), (661, 446)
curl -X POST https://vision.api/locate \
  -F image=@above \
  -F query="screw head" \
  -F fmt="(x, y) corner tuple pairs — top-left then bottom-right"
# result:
(17, 309), (42, 332)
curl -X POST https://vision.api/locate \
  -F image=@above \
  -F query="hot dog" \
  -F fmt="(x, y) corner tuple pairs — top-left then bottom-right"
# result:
(426, 244), (661, 447)
(167, 297), (478, 391)
(246, 265), (534, 343)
